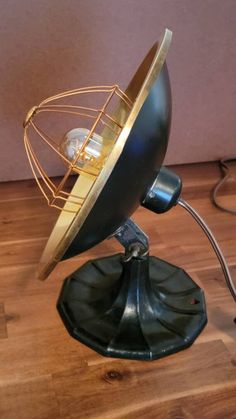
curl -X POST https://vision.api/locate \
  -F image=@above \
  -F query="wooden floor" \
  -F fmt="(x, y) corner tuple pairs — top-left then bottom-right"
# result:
(0, 162), (235, 419)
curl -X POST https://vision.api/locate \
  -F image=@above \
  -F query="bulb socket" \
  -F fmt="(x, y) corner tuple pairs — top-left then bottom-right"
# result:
(142, 166), (182, 214)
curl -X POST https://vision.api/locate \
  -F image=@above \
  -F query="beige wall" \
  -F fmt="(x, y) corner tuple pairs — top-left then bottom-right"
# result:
(0, 0), (235, 182)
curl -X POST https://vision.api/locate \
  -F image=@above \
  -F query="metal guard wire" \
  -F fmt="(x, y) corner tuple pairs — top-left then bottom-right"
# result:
(23, 85), (133, 213)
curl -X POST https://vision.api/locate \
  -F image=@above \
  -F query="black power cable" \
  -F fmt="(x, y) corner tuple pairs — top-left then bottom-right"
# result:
(212, 158), (236, 214)
(178, 198), (236, 302)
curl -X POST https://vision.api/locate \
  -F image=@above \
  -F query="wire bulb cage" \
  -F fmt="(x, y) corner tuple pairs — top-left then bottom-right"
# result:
(24, 85), (133, 213)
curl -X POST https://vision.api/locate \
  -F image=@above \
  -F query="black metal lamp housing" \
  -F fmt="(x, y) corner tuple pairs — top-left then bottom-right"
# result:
(56, 33), (207, 360)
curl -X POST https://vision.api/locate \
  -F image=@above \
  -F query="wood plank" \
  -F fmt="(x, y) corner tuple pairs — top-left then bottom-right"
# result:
(0, 197), (56, 243)
(0, 376), (60, 419)
(0, 330), (87, 384)
(52, 340), (236, 419)
(120, 385), (236, 419)
(0, 303), (7, 339)
(0, 238), (47, 268)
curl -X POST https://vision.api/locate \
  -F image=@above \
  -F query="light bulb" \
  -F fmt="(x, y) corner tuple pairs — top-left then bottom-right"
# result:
(60, 128), (103, 172)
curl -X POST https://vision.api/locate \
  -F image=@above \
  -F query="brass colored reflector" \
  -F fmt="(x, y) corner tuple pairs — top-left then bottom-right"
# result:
(23, 29), (172, 280)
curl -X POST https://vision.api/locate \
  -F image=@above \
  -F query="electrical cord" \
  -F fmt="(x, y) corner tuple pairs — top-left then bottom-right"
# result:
(178, 198), (236, 302)
(212, 158), (236, 214)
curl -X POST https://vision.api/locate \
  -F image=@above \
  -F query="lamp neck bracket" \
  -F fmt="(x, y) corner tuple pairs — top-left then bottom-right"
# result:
(114, 218), (149, 261)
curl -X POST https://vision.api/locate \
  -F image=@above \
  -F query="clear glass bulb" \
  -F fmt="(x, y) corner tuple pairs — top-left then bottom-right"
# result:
(60, 128), (103, 172)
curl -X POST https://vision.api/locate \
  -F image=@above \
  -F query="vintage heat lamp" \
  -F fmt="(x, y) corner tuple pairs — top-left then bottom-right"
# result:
(23, 30), (235, 360)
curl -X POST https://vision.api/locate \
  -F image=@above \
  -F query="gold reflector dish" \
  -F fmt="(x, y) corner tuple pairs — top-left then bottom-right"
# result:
(24, 29), (172, 280)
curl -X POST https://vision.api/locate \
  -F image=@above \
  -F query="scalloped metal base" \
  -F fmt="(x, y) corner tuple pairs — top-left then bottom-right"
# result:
(57, 254), (207, 360)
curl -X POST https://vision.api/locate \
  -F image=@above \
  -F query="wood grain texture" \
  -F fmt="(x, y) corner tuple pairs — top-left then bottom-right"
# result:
(0, 162), (235, 418)
(0, 303), (7, 339)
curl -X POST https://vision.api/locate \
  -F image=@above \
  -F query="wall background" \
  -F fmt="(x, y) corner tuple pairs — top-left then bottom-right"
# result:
(0, 0), (235, 182)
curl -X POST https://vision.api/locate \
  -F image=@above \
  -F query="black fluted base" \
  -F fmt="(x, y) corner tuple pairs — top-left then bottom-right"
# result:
(57, 254), (207, 360)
